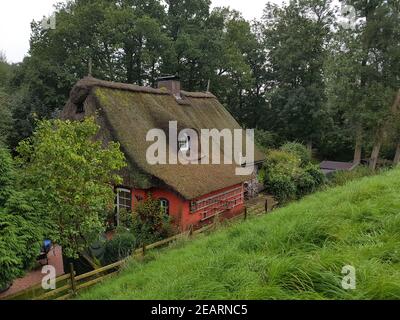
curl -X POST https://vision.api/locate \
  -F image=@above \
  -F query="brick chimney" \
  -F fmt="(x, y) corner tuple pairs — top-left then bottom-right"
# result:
(157, 75), (181, 99)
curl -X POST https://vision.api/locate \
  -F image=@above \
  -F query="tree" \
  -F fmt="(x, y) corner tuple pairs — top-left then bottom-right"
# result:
(327, 1), (400, 168)
(0, 90), (13, 147)
(262, 0), (334, 150)
(16, 118), (126, 258)
(0, 148), (15, 207)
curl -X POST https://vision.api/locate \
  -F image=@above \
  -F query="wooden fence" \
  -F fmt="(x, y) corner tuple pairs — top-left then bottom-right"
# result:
(3, 200), (276, 300)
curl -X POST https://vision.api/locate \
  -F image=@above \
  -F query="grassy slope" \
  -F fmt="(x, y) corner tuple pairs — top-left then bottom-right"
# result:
(79, 169), (400, 300)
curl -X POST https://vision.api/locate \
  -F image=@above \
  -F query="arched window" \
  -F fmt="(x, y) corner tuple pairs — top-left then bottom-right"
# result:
(159, 198), (169, 216)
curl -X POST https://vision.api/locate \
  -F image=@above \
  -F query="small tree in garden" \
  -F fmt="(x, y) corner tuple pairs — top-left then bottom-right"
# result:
(16, 118), (126, 258)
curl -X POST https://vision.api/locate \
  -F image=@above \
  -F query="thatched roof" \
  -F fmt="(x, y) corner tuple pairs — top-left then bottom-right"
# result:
(61, 77), (265, 200)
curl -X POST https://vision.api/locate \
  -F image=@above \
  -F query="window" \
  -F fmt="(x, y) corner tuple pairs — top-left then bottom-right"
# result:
(159, 198), (169, 216)
(178, 133), (190, 152)
(116, 188), (132, 213)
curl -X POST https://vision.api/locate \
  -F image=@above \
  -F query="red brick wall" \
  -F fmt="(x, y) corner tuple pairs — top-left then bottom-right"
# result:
(131, 184), (245, 231)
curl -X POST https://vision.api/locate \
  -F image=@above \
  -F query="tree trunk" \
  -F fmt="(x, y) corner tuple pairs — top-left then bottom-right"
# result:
(369, 129), (384, 170)
(394, 143), (400, 166)
(353, 127), (362, 165)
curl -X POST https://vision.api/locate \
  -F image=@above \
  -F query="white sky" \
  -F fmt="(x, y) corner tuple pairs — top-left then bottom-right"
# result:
(0, 0), (284, 63)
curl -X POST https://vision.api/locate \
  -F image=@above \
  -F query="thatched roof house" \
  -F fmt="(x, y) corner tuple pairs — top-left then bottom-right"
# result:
(61, 76), (264, 230)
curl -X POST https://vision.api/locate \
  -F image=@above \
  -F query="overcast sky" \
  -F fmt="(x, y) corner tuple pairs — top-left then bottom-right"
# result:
(0, 0), (284, 63)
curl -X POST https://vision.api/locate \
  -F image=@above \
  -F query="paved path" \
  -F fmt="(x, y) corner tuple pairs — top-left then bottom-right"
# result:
(0, 246), (64, 299)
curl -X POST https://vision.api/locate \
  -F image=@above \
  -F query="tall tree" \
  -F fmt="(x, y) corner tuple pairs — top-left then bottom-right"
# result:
(327, 0), (400, 167)
(262, 0), (334, 151)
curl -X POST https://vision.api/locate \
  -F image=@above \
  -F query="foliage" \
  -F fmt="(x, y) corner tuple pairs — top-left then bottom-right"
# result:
(131, 196), (174, 246)
(261, 147), (324, 202)
(280, 142), (312, 167)
(0, 89), (13, 147)
(103, 232), (137, 265)
(295, 164), (325, 198)
(261, 150), (299, 202)
(79, 168), (400, 300)
(254, 129), (281, 151)
(16, 117), (126, 258)
(0, 147), (45, 288)
(263, 0), (334, 148)
(0, 191), (45, 288)
(0, 147), (15, 207)
(0, 211), (24, 289)
(118, 208), (134, 230)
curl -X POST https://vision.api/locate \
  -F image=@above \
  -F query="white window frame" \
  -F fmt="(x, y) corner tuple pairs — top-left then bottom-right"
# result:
(160, 198), (170, 216)
(116, 188), (132, 225)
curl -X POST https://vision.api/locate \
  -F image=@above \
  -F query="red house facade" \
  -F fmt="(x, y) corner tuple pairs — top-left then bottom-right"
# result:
(62, 76), (264, 231)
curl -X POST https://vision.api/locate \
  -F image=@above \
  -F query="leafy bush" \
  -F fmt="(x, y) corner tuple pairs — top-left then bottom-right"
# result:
(280, 142), (311, 167)
(103, 232), (137, 265)
(118, 208), (134, 230)
(261, 150), (301, 202)
(132, 196), (174, 246)
(261, 148), (325, 203)
(295, 164), (325, 197)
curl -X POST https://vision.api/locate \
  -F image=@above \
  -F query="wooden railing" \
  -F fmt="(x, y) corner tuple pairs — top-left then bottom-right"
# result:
(3, 200), (277, 300)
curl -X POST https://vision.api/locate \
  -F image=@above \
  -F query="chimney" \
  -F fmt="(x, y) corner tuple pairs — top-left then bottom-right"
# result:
(157, 75), (181, 99)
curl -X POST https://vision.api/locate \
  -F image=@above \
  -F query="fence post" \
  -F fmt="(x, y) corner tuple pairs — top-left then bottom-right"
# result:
(189, 225), (194, 237)
(244, 206), (248, 221)
(69, 263), (76, 296)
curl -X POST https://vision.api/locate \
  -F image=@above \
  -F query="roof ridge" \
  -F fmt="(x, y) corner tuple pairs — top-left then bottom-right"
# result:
(72, 77), (216, 100)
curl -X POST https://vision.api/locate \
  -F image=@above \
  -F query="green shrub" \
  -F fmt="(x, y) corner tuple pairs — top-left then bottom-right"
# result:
(103, 232), (137, 265)
(118, 208), (134, 230)
(261, 149), (324, 203)
(261, 150), (300, 202)
(295, 164), (326, 197)
(132, 196), (175, 246)
(280, 142), (311, 167)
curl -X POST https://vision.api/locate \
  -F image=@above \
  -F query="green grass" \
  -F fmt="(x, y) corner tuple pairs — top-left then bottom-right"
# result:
(78, 168), (400, 300)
